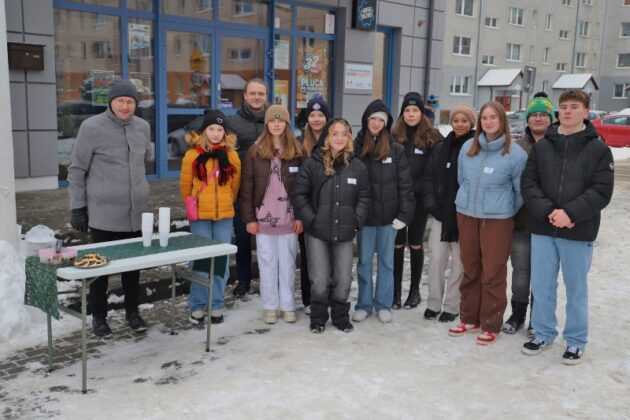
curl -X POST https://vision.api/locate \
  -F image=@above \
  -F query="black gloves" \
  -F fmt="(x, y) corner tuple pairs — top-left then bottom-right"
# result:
(71, 207), (89, 233)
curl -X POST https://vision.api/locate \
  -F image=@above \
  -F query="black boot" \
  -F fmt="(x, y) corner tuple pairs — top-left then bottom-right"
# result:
(403, 247), (423, 309)
(392, 247), (404, 309)
(502, 300), (527, 334)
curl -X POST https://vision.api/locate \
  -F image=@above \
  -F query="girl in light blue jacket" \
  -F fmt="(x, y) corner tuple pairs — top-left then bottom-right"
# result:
(448, 101), (527, 345)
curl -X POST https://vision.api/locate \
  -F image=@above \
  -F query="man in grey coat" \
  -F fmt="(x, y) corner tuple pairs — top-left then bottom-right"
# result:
(68, 79), (152, 337)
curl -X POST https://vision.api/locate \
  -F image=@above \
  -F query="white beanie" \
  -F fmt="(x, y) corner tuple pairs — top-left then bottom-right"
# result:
(368, 111), (389, 126)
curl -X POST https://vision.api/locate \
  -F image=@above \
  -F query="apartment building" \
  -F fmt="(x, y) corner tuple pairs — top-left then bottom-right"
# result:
(441, 0), (630, 113)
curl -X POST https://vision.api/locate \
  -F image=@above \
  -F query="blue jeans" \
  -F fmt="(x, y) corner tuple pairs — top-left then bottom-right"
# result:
(530, 234), (593, 349)
(356, 225), (397, 313)
(188, 218), (234, 312)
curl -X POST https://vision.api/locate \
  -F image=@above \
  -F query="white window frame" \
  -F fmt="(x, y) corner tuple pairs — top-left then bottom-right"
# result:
(581, 0), (592, 5)
(575, 52), (586, 68)
(618, 53), (630, 68)
(559, 29), (569, 39)
(542, 47), (550, 64)
(482, 54), (495, 65)
(562, 0), (572, 6)
(545, 14), (552, 31)
(508, 7), (524, 26)
(450, 75), (470, 95)
(541, 80), (549, 92)
(577, 20), (589, 37)
(621, 22), (630, 38)
(233, 0), (254, 17)
(506, 42), (521, 61)
(613, 83), (630, 99)
(556, 62), (567, 72)
(485, 17), (497, 28)
(197, 0), (212, 12)
(453, 36), (472, 56)
(455, 0), (474, 17)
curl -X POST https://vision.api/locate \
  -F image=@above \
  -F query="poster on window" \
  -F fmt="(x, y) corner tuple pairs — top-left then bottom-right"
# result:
(128, 23), (151, 58)
(273, 80), (289, 107)
(296, 45), (328, 109)
(90, 70), (116, 106)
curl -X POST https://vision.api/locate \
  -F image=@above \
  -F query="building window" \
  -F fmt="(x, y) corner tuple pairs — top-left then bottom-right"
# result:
(508, 7), (524, 25)
(450, 76), (470, 95)
(66, 41), (86, 58)
(506, 43), (521, 61)
(92, 41), (112, 58)
(562, 0), (572, 6)
(174, 35), (182, 55)
(581, 0), (592, 4)
(529, 46), (535, 63)
(482, 55), (495, 65)
(455, 0), (474, 17)
(577, 20), (589, 37)
(197, 0), (212, 12)
(556, 62), (567, 72)
(543, 47), (550, 64)
(453, 36), (472, 55)
(485, 17), (497, 28)
(229, 47), (252, 61)
(621, 22), (630, 37)
(545, 14), (552, 31)
(575, 52), (586, 68)
(618, 53), (630, 67)
(541, 80), (549, 92)
(559, 29), (569, 39)
(233, 0), (254, 16)
(532, 9), (537, 28)
(613, 83), (630, 98)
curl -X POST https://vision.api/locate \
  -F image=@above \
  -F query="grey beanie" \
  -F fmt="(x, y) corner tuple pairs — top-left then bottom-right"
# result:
(108, 79), (139, 105)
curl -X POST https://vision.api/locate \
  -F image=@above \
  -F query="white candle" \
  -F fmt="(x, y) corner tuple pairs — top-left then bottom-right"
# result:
(141, 213), (153, 247)
(158, 207), (170, 247)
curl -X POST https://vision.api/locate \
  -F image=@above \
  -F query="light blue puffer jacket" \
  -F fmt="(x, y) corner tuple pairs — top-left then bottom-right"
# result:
(455, 133), (527, 219)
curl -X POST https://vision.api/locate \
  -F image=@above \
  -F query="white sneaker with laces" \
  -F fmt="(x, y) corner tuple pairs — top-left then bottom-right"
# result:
(378, 310), (393, 323)
(352, 309), (369, 322)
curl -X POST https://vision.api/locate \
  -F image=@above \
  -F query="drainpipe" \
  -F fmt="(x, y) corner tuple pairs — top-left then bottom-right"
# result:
(571, 1), (581, 73)
(473, 0), (484, 108)
(423, 0), (434, 101)
(596, 0), (608, 110)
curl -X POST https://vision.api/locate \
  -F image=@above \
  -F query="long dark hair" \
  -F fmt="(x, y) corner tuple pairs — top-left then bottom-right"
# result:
(361, 130), (390, 161)
(391, 114), (438, 151)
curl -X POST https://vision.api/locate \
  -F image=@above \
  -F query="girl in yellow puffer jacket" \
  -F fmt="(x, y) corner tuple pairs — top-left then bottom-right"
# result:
(179, 110), (241, 325)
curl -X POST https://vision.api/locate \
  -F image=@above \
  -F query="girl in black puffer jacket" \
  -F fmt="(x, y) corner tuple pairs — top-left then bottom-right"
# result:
(290, 118), (371, 333)
(352, 99), (415, 324)
(391, 92), (442, 310)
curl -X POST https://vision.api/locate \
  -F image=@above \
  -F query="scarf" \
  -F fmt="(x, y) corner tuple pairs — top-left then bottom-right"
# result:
(193, 145), (236, 186)
(435, 130), (474, 242)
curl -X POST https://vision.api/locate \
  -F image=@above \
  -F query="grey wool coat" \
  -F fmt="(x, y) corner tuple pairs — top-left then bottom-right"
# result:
(68, 108), (152, 232)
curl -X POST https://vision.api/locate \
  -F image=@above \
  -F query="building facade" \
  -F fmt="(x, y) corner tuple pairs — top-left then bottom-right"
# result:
(441, 0), (630, 113)
(6, 0), (444, 190)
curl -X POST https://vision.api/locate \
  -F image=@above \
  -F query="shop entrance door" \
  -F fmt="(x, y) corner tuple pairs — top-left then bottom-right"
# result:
(157, 24), (267, 176)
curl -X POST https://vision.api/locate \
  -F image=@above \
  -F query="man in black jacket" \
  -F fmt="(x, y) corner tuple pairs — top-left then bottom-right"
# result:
(229, 78), (269, 298)
(520, 89), (614, 365)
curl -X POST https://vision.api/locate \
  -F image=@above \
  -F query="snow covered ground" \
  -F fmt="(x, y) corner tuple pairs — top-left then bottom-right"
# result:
(1, 151), (629, 419)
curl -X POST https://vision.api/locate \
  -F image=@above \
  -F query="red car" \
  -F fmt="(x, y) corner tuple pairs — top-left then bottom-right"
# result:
(592, 115), (630, 147)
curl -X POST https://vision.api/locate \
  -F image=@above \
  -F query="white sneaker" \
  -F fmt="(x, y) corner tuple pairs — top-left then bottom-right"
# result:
(189, 310), (205, 325)
(352, 309), (369, 322)
(283, 311), (297, 323)
(263, 310), (277, 324)
(304, 305), (311, 315)
(378, 310), (393, 323)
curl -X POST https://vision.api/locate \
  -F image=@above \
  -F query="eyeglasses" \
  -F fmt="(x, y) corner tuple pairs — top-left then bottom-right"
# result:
(530, 112), (549, 119)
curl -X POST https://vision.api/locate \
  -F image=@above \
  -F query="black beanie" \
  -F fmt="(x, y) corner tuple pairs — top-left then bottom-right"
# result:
(305, 97), (331, 121)
(399, 91), (427, 116)
(108, 79), (139, 105)
(199, 109), (230, 133)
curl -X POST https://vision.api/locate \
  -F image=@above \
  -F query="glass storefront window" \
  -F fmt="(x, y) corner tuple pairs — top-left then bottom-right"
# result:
(296, 7), (329, 33)
(273, 35), (292, 116)
(274, 3), (292, 30)
(162, 0), (212, 19)
(54, 9), (121, 181)
(220, 36), (265, 111)
(295, 38), (332, 115)
(166, 31), (211, 108)
(128, 0), (154, 12)
(220, 0), (269, 26)
(167, 114), (204, 171)
(65, 0), (119, 6)
(129, 18), (156, 174)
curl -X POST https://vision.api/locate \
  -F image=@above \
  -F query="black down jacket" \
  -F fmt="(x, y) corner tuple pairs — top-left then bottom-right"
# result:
(521, 120), (614, 242)
(290, 148), (371, 242)
(353, 100), (416, 226)
(399, 127), (444, 201)
(228, 104), (266, 161)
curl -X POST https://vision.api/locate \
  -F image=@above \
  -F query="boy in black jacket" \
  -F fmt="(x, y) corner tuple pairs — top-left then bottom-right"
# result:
(520, 89), (614, 364)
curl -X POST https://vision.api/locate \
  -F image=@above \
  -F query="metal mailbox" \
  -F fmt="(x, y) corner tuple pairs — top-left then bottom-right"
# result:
(8, 42), (45, 71)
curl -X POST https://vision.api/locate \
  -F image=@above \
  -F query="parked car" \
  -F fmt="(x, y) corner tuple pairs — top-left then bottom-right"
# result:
(167, 115), (204, 157)
(592, 115), (630, 147)
(508, 109), (527, 140)
(588, 110), (608, 120)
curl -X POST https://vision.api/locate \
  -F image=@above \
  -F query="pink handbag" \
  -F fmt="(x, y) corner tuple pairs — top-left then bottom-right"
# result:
(185, 180), (206, 221)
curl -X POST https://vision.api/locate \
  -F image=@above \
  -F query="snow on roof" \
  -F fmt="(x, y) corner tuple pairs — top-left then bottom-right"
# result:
(477, 68), (523, 87)
(552, 73), (599, 90)
(220, 74), (247, 90)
